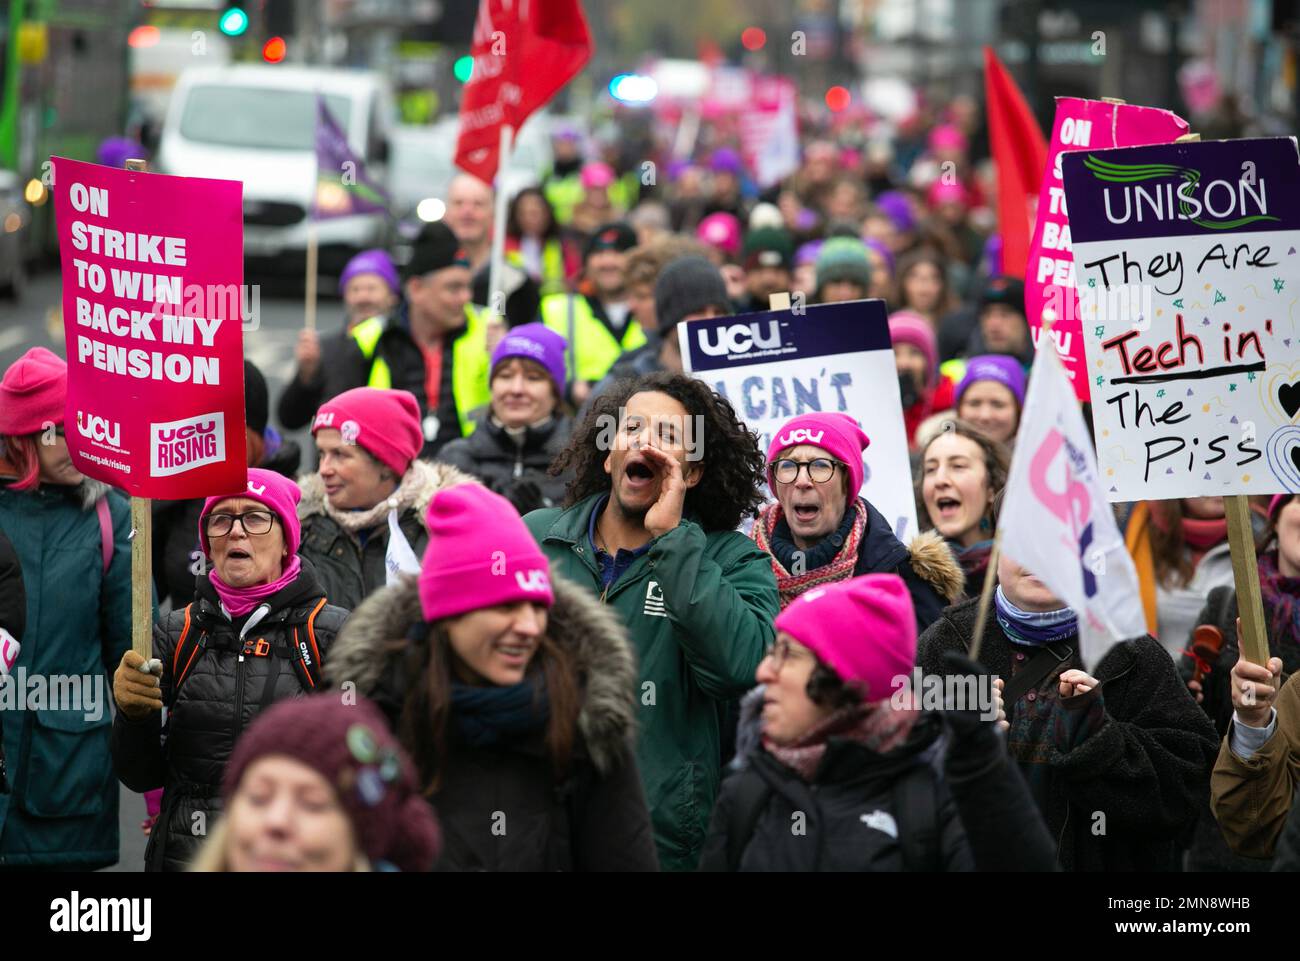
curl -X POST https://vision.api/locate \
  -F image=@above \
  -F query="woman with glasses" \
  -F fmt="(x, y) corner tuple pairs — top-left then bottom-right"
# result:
(700, 574), (1057, 872)
(0, 348), (133, 870)
(110, 468), (349, 871)
(750, 413), (962, 630)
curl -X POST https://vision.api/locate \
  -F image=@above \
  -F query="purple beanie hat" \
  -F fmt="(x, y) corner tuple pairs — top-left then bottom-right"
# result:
(863, 237), (895, 275)
(199, 468), (303, 558)
(775, 573), (916, 702)
(339, 249), (400, 296)
(956, 354), (1027, 408)
(767, 412), (870, 497)
(875, 190), (916, 234)
(491, 322), (568, 397)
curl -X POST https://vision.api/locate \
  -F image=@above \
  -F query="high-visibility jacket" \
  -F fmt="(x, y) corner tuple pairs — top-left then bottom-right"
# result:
(506, 238), (569, 297)
(349, 303), (491, 438)
(539, 293), (646, 385)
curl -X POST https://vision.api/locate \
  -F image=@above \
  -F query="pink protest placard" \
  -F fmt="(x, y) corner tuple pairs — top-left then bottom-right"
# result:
(1025, 98), (1188, 401)
(52, 157), (247, 499)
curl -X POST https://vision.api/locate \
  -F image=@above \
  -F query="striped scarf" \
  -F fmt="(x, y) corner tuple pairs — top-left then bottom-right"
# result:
(751, 499), (868, 610)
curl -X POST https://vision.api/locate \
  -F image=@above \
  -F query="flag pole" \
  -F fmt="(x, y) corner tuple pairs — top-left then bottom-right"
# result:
(125, 158), (153, 661)
(968, 532), (1002, 663)
(304, 221), (318, 331)
(486, 124), (513, 333)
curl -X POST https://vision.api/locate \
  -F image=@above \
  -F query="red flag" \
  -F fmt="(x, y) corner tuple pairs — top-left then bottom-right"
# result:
(983, 46), (1048, 279)
(455, 0), (594, 184)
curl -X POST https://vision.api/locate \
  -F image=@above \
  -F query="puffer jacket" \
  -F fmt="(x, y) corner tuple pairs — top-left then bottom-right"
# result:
(326, 573), (658, 871)
(297, 459), (474, 612)
(110, 558), (348, 871)
(437, 410), (574, 514)
(0, 478), (132, 869)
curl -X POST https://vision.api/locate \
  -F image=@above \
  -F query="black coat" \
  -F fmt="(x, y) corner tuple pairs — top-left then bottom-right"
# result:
(850, 499), (955, 631)
(918, 597), (1219, 871)
(437, 411), (574, 515)
(110, 559), (348, 871)
(699, 711), (974, 872)
(0, 527), (24, 795)
(326, 573), (658, 871)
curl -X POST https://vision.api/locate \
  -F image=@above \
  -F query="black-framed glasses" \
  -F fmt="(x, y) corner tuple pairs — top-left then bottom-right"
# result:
(772, 457), (840, 485)
(205, 510), (276, 538)
(764, 638), (810, 669)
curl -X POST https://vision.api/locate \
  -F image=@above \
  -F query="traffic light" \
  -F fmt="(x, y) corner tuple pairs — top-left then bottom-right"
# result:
(262, 36), (287, 63)
(219, 2), (249, 37)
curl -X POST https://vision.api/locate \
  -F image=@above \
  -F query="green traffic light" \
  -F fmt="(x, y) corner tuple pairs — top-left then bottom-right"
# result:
(219, 8), (249, 36)
(453, 55), (473, 83)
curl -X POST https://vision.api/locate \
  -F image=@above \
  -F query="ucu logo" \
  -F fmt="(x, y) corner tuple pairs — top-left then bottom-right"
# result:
(247, 481), (266, 496)
(312, 412), (335, 430)
(76, 410), (120, 446)
(515, 569), (550, 593)
(156, 420), (216, 441)
(696, 320), (781, 357)
(778, 428), (824, 447)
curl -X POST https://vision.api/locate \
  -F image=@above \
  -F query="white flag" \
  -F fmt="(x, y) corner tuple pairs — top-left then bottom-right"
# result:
(1000, 335), (1148, 669)
(385, 507), (421, 585)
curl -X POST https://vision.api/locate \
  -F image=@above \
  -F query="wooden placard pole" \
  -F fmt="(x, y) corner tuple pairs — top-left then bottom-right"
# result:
(304, 221), (318, 331)
(1225, 494), (1270, 666)
(125, 158), (153, 660)
(968, 531), (1002, 664)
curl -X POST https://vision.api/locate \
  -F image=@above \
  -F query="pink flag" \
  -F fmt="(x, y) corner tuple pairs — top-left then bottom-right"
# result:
(52, 157), (248, 499)
(1025, 98), (1188, 401)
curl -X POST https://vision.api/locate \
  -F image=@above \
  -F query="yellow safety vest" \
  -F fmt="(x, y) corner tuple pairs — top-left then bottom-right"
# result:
(506, 238), (568, 297)
(349, 303), (491, 439)
(539, 293), (646, 385)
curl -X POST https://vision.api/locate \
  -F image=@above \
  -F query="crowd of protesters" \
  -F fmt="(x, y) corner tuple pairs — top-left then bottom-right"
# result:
(0, 99), (1290, 874)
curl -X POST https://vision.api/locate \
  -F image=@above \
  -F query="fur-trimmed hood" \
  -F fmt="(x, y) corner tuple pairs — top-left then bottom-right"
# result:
(906, 530), (965, 604)
(76, 477), (112, 511)
(325, 572), (639, 774)
(297, 458), (475, 531)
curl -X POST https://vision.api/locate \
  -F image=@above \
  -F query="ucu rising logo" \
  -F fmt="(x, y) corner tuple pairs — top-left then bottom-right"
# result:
(697, 321), (781, 357)
(777, 428), (824, 447)
(515, 569), (550, 593)
(76, 411), (121, 447)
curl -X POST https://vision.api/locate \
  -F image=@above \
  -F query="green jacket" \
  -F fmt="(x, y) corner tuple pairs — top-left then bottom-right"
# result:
(0, 479), (133, 868)
(524, 494), (779, 871)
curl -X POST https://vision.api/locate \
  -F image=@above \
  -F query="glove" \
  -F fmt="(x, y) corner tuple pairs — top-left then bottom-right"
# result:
(499, 478), (544, 516)
(937, 650), (1006, 744)
(113, 650), (164, 720)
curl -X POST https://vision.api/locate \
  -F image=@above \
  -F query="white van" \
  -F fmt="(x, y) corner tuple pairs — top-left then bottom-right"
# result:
(158, 64), (394, 274)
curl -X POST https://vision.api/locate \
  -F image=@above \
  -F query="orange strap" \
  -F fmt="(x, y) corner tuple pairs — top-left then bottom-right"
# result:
(304, 597), (326, 671)
(1124, 502), (1159, 638)
(172, 604), (203, 690)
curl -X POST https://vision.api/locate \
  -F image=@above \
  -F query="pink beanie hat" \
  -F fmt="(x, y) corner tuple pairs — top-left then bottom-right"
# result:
(0, 347), (67, 435)
(888, 310), (939, 387)
(419, 484), (554, 622)
(199, 468), (303, 557)
(775, 573), (916, 702)
(767, 412), (870, 497)
(312, 387), (423, 477)
(1270, 494), (1297, 522)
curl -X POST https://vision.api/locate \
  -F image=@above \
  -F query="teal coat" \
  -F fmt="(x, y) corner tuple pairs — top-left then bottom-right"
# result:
(525, 495), (779, 871)
(0, 479), (133, 868)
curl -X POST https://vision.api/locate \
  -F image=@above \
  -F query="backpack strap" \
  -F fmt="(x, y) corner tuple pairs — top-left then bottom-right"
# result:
(723, 769), (773, 871)
(170, 604), (208, 697)
(891, 763), (940, 872)
(285, 598), (328, 692)
(1002, 641), (1074, 707)
(95, 496), (112, 575)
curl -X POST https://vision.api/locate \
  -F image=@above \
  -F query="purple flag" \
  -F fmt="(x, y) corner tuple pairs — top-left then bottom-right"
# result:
(313, 96), (389, 220)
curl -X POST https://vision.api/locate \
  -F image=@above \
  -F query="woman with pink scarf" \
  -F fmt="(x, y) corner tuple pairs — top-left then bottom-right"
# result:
(110, 468), (350, 871)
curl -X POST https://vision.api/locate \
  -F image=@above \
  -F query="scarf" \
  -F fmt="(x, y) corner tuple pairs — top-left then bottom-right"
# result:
(1181, 515), (1229, 568)
(751, 498), (868, 609)
(450, 675), (550, 747)
(952, 538), (993, 594)
(1257, 552), (1300, 672)
(763, 699), (921, 783)
(209, 555), (302, 618)
(994, 585), (1078, 646)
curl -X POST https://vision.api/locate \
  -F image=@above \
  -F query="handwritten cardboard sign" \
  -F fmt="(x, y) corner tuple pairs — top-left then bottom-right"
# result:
(1062, 137), (1300, 500)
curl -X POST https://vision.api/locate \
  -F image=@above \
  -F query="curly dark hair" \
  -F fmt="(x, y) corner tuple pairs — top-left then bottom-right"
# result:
(549, 370), (766, 532)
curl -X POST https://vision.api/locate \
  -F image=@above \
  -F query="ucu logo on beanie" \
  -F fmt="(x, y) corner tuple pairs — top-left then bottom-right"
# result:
(515, 569), (550, 593)
(778, 428), (825, 447)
